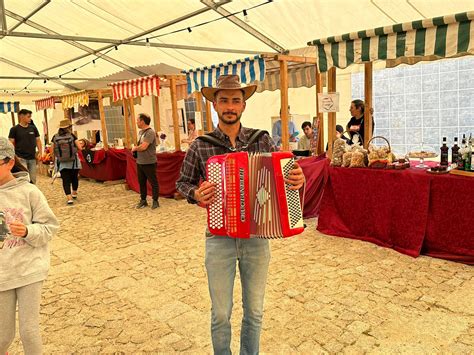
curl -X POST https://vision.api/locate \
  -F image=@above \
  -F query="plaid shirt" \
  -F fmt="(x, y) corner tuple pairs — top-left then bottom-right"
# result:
(176, 125), (277, 203)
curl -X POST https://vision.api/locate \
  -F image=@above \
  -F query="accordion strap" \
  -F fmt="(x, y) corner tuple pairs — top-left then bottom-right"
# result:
(196, 129), (269, 152)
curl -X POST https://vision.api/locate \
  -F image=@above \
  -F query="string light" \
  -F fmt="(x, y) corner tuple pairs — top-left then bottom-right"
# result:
(243, 9), (249, 23)
(43, 79), (47, 84)
(146, 38), (150, 48)
(92, 59), (96, 67)
(114, 45), (118, 50)
(187, 27), (192, 33)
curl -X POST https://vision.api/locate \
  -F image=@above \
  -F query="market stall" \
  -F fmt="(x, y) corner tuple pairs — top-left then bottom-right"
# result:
(183, 53), (325, 154)
(77, 148), (127, 182)
(307, 11), (474, 263)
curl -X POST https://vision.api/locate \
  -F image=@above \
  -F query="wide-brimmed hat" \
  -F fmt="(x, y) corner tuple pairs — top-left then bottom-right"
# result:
(0, 137), (15, 160)
(201, 75), (257, 102)
(59, 119), (72, 129)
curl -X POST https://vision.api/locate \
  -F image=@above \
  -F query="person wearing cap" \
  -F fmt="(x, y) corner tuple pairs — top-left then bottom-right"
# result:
(51, 120), (82, 205)
(0, 137), (59, 355)
(8, 109), (42, 184)
(176, 75), (305, 354)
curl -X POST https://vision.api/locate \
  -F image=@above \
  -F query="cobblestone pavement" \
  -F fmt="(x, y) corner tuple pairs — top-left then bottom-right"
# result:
(9, 176), (474, 354)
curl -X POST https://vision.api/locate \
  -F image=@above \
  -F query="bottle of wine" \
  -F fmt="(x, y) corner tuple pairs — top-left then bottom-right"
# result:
(451, 137), (460, 166)
(458, 136), (466, 170)
(440, 137), (449, 166)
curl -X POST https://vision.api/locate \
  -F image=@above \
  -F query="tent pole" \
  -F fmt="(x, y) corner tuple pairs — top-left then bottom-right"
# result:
(364, 62), (373, 149)
(97, 90), (109, 150)
(122, 98), (131, 148)
(205, 100), (213, 132)
(129, 98), (138, 143)
(314, 65), (324, 155)
(194, 92), (204, 136)
(153, 94), (161, 132)
(43, 109), (49, 144)
(279, 59), (289, 151)
(327, 67), (337, 159)
(169, 76), (181, 152)
(10, 111), (15, 126)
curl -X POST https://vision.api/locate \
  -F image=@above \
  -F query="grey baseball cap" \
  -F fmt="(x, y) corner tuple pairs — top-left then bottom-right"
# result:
(0, 137), (15, 160)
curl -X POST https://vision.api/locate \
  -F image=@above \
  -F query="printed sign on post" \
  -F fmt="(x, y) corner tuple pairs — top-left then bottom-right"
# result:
(103, 97), (110, 106)
(317, 93), (340, 112)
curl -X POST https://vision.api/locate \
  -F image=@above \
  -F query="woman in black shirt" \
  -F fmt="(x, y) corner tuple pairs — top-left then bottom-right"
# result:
(346, 99), (374, 145)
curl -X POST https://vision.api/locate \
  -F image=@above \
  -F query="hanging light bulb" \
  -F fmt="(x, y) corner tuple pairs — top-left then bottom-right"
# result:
(146, 38), (150, 48)
(93, 59), (96, 67)
(187, 27), (192, 33)
(243, 9), (249, 23)
(43, 79), (47, 84)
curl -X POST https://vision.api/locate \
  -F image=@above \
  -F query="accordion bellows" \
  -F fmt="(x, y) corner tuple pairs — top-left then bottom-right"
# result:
(206, 152), (304, 239)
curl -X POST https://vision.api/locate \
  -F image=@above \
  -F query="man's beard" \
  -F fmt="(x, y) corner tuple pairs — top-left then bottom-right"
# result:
(218, 112), (241, 125)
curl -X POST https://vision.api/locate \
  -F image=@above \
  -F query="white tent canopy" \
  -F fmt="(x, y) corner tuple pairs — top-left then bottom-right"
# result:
(1, 0), (473, 97)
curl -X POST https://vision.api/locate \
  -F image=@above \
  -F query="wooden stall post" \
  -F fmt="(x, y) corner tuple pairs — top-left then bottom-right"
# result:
(97, 90), (109, 150)
(364, 62), (373, 148)
(279, 59), (289, 151)
(43, 109), (49, 144)
(205, 100), (213, 132)
(122, 98), (131, 148)
(128, 98), (138, 143)
(194, 92), (204, 136)
(152, 94), (161, 132)
(327, 67), (337, 159)
(169, 76), (181, 151)
(315, 67), (324, 155)
(10, 112), (15, 127)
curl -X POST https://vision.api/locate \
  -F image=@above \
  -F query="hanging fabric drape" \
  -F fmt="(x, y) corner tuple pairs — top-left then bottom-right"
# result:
(34, 97), (55, 112)
(109, 75), (160, 102)
(0, 101), (20, 113)
(60, 91), (90, 109)
(183, 55), (266, 95)
(308, 11), (474, 72)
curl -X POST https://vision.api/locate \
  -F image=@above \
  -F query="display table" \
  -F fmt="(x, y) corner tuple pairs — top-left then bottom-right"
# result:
(125, 151), (186, 198)
(317, 163), (474, 264)
(298, 155), (329, 219)
(78, 148), (127, 181)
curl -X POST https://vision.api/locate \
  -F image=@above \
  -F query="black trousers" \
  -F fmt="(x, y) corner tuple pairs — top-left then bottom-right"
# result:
(61, 169), (79, 196)
(137, 163), (159, 201)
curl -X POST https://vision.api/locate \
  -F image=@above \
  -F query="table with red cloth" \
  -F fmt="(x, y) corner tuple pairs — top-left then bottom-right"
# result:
(317, 163), (474, 264)
(126, 150), (186, 198)
(298, 155), (330, 219)
(78, 148), (127, 181)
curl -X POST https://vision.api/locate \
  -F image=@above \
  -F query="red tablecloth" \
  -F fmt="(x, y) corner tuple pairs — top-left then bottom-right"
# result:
(318, 164), (474, 263)
(126, 151), (186, 197)
(299, 155), (329, 219)
(78, 148), (127, 181)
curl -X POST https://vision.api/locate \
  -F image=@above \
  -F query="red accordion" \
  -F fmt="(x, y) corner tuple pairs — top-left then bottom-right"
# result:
(206, 151), (304, 239)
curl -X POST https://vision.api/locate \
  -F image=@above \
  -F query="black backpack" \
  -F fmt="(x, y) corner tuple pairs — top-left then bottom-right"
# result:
(196, 129), (269, 152)
(53, 134), (77, 162)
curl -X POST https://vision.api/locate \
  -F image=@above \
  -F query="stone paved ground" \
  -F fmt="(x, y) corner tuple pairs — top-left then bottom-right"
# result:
(9, 175), (474, 354)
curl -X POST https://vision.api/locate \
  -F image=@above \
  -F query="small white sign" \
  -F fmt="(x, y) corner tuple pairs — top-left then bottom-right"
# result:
(318, 93), (340, 112)
(103, 97), (110, 106)
(195, 112), (203, 130)
(73, 102), (79, 112)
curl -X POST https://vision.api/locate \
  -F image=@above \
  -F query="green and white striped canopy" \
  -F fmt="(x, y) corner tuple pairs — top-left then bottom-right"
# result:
(308, 11), (474, 72)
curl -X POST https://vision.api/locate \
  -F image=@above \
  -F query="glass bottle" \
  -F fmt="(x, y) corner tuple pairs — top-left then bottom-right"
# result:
(440, 137), (449, 166)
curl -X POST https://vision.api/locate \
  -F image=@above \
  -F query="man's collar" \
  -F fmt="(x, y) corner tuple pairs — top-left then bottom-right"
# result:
(215, 124), (248, 143)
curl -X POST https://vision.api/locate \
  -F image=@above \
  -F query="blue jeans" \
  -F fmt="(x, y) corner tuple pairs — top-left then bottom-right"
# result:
(205, 233), (271, 355)
(18, 158), (37, 184)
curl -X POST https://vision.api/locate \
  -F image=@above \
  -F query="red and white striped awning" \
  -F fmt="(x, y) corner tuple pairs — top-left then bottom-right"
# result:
(108, 75), (160, 102)
(34, 96), (56, 112)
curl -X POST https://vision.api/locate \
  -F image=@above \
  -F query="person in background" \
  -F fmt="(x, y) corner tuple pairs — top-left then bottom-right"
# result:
(346, 99), (375, 145)
(297, 121), (313, 150)
(272, 105), (297, 148)
(8, 109), (42, 184)
(51, 120), (83, 205)
(0, 137), (59, 355)
(132, 113), (159, 210)
(326, 124), (352, 151)
(181, 118), (198, 145)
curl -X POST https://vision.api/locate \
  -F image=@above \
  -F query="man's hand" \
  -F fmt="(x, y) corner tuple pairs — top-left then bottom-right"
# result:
(131, 146), (138, 152)
(349, 125), (360, 132)
(194, 181), (216, 206)
(35, 152), (41, 162)
(8, 221), (27, 238)
(285, 162), (305, 190)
